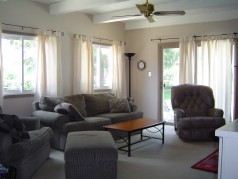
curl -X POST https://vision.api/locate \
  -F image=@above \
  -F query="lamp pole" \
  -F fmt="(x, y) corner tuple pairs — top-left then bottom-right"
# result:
(124, 53), (135, 97)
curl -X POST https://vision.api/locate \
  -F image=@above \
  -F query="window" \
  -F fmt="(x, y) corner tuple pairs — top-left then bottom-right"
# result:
(2, 33), (37, 95)
(92, 44), (113, 90)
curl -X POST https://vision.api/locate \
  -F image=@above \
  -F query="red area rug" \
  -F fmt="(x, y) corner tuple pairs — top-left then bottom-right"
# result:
(191, 149), (219, 173)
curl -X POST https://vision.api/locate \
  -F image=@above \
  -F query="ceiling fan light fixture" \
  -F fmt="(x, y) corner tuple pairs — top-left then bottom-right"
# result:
(147, 16), (157, 23)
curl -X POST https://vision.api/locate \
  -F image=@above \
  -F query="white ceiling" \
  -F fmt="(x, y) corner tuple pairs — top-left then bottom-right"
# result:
(32, 0), (238, 30)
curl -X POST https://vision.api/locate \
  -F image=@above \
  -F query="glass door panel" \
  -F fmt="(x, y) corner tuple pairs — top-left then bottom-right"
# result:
(162, 47), (179, 123)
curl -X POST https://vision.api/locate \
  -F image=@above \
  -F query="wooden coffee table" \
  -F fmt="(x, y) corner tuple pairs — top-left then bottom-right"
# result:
(103, 118), (165, 157)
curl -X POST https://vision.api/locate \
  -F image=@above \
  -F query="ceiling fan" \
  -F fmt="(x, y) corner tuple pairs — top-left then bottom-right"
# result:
(114, 0), (185, 23)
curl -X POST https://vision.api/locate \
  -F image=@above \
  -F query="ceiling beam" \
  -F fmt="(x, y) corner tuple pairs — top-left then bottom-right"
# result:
(49, 0), (129, 14)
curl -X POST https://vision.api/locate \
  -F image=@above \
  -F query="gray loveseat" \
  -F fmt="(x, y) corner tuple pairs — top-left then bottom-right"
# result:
(0, 111), (52, 179)
(32, 93), (143, 150)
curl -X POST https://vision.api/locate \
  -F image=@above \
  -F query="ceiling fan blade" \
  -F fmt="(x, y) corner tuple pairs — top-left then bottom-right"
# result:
(153, 11), (185, 16)
(146, 15), (157, 23)
(112, 14), (142, 18)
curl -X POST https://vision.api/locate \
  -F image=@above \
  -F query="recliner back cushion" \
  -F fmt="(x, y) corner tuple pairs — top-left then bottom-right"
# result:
(83, 93), (115, 116)
(171, 84), (215, 117)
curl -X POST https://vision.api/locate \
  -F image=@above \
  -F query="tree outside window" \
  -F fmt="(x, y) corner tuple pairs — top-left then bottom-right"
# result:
(2, 33), (37, 94)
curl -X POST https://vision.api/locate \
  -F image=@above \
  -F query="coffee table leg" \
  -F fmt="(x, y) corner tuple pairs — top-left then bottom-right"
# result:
(140, 130), (143, 140)
(162, 122), (165, 144)
(128, 132), (131, 157)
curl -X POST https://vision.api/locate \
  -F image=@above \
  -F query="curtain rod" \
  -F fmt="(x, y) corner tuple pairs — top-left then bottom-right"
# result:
(2, 22), (64, 36)
(73, 34), (112, 41)
(73, 34), (125, 45)
(151, 32), (238, 42)
(2, 23), (39, 30)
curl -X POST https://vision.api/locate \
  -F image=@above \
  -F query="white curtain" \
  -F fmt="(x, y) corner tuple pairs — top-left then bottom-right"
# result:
(34, 31), (63, 100)
(112, 41), (127, 98)
(200, 36), (234, 122)
(73, 35), (93, 94)
(179, 35), (234, 122)
(179, 38), (196, 84)
(0, 26), (3, 106)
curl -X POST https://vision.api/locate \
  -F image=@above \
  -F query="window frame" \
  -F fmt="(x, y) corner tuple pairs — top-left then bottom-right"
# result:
(2, 31), (37, 96)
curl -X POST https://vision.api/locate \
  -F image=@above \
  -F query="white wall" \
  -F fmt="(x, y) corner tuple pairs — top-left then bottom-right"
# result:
(0, 0), (125, 116)
(125, 19), (238, 120)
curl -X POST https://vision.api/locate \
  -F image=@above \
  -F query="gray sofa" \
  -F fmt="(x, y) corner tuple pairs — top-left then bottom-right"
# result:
(0, 112), (52, 179)
(32, 93), (143, 150)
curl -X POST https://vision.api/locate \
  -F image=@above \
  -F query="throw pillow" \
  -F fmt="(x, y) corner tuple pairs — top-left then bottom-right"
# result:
(39, 96), (63, 112)
(127, 97), (137, 112)
(54, 103), (69, 114)
(63, 94), (87, 117)
(0, 114), (30, 143)
(60, 102), (85, 121)
(109, 98), (131, 113)
(83, 93), (116, 116)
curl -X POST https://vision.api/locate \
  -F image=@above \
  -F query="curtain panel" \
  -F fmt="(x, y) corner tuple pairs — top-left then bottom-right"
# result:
(179, 35), (234, 122)
(112, 41), (127, 98)
(179, 38), (196, 84)
(73, 35), (93, 94)
(200, 36), (234, 122)
(233, 38), (238, 118)
(34, 31), (63, 101)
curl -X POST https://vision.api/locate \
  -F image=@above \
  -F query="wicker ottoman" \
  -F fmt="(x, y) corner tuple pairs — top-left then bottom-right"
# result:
(64, 131), (118, 179)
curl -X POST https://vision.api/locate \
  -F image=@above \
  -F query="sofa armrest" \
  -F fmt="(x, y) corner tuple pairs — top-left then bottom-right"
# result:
(32, 110), (69, 132)
(19, 117), (40, 131)
(208, 108), (224, 117)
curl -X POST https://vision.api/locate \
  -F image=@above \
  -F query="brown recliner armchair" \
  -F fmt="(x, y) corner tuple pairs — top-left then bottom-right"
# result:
(171, 84), (225, 140)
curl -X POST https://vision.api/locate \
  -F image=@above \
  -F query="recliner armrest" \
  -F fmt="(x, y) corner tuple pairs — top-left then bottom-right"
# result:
(173, 108), (185, 130)
(208, 108), (224, 117)
(174, 108), (185, 118)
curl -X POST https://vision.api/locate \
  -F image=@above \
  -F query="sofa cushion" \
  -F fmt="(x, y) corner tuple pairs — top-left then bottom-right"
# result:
(109, 98), (131, 113)
(83, 93), (115, 116)
(60, 103), (85, 121)
(96, 111), (143, 124)
(64, 94), (87, 117)
(0, 114), (30, 143)
(39, 96), (63, 112)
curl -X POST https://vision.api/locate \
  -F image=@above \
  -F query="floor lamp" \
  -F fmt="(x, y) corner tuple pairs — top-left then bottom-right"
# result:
(124, 53), (135, 97)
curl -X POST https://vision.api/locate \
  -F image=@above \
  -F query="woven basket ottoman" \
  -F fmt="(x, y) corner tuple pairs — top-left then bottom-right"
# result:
(64, 131), (118, 179)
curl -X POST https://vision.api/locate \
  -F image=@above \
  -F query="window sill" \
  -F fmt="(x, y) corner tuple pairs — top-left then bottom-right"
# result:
(4, 93), (34, 99)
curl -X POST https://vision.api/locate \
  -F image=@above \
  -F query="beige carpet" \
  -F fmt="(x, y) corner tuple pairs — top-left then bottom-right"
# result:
(31, 125), (218, 179)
